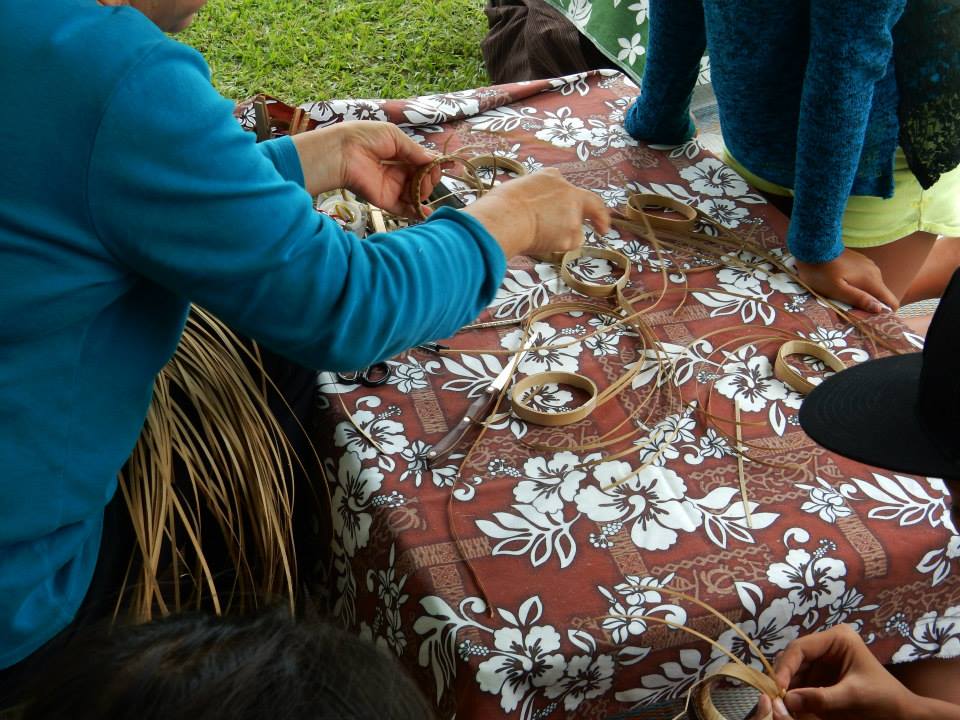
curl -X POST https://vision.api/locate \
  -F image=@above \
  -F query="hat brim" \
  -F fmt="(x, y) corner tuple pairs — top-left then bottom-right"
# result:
(799, 353), (960, 480)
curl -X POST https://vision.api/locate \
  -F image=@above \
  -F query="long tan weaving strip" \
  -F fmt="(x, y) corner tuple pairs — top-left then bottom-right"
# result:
(774, 340), (847, 395)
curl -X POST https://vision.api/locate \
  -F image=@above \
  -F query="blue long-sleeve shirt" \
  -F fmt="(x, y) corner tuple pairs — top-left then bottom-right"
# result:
(626, 0), (906, 263)
(0, 0), (505, 668)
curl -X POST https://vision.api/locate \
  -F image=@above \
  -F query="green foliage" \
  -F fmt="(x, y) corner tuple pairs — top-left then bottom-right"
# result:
(181, 0), (491, 103)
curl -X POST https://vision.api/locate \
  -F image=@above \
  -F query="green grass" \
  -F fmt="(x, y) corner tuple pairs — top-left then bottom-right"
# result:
(181, 0), (491, 103)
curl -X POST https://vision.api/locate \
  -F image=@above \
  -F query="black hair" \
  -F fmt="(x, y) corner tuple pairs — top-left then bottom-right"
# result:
(23, 608), (435, 720)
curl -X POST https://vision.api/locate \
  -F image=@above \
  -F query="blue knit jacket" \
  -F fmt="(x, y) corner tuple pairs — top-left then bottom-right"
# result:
(626, 0), (906, 264)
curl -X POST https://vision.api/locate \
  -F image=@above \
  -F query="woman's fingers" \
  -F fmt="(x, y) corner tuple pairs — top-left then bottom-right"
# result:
(796, 250), (900, 314)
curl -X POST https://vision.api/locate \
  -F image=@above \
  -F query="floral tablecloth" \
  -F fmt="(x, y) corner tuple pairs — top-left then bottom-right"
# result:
(287, 72), (960, 719)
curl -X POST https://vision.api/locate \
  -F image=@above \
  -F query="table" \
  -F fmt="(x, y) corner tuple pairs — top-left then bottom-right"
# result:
(266, 71), (960, 719)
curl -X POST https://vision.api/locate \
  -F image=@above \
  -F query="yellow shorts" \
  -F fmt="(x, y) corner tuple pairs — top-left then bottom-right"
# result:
(723, 148), (960, 248)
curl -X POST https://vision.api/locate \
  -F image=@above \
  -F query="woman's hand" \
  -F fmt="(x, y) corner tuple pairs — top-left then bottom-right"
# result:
(795, 249), (899, 314)
(461, 168), (610, 259)
(769, 624), (920, 720)
(291, 121), (441, 217)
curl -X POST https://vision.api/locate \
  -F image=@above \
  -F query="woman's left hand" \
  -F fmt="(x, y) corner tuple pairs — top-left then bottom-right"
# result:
(291, 120), (442, 218)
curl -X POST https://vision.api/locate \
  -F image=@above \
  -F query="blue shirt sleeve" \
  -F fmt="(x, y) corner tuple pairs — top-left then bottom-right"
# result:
(788, 0), (906, 263)
(86, 40), (506, 371)
(624, 0), (705, 144)
(257, 136), (306, 187)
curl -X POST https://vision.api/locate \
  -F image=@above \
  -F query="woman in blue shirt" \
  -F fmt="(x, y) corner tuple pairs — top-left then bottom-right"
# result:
(0, 0), (609, 686)
(626, 0), (960, 319)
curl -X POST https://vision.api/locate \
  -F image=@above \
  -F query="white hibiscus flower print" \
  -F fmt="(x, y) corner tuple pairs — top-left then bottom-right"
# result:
(517, 382), (574, 416)
(588, 122), (638, 151)
(565, 253), (616, 285)
(544, 654), (615, 711)
(687, 428), (732, 463)
(501, 321), (583, 374)
(714, 346), (799, 413)
(617, 33), (646, 65)
(891, 607), (960, 663)
(583, 315), (635, 357)
(477, 625), (567, 713)
(333, 406), (409, 459)
(596, 184), (630, 207)
(534, 107), (592, 148)
(698, 197), (749, 228)
(806, 326), (854, 350)
(575, 462), (703, 551)
(680, 157), (749, 198)
(346, 99), (387, 121)
(514, 451), (587, 514)
(796, 477), (852, 524)
(523, 155), (545, 173)
(402, 91), (479, 125)
(716, 264), (766, 294)
(387, 356), (439, 393)
(825, 587), (878, 630)
(618, 239), (674, 272)
(917, 534), (960, 587)
(767, 546), (847, 616)
(332, 455), (383, 557)
(598, 573), (686, 644)
(714, 598), (799, 669)
(399, 440), (459, 488)
(634, 412), (697, 467)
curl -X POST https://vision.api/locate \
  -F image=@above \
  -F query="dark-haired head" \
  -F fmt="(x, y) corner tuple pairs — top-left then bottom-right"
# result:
(23, 608), (435, 720)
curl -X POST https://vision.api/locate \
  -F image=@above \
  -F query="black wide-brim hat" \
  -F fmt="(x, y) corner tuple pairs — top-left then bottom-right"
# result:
(799, 270), (960, 480)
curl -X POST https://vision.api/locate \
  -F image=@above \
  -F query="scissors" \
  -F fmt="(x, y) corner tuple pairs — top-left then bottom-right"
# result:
(334, 344), (447, 388)
(336, 361), (390, 387)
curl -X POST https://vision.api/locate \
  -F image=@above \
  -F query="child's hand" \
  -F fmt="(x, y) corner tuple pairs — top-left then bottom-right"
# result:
(772, 625), (915, 720)
(795, 249), (899, 314)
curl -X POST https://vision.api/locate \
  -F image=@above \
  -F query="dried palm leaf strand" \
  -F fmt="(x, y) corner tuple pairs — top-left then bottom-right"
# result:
(734, 399), (753, 528)
(119, 310), (298, 622)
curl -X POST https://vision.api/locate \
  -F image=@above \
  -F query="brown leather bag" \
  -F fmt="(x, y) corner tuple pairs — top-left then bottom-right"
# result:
(481, 0), (615, 83)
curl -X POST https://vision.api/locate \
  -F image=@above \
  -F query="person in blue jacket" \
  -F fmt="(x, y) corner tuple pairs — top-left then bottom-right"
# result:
(626, 1), (960, 318)
(0, 0), (609, 695)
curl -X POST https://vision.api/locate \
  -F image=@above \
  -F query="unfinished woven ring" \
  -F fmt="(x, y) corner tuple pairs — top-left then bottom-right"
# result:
(626, 192), (698, 232)
(559, 247), (631, 298)
(410, 154), (486, 220)
(511, 372), (598, 426)
(467, 154), (528, 187)
(687, 663), (782, 720)
(775, 339), (846, 395)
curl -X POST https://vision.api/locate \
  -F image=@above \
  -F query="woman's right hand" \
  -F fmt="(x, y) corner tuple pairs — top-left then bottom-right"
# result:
(795, 249), (899, 314)
(770, 624), (919, 720)
(462, 169), (610, 259)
